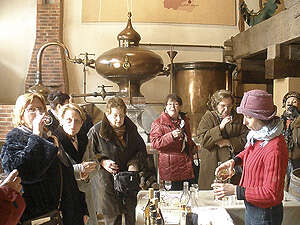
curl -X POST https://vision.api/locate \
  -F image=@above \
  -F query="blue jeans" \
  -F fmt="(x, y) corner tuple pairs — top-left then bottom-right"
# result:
(245, 201), (283, 225)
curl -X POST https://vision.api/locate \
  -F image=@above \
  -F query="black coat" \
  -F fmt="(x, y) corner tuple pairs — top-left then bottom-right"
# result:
(87, 115), (147, 216)
(0, 127), (88, 225)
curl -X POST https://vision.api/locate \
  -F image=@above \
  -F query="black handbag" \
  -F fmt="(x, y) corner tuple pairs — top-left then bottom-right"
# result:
(113, 171), (140, 194)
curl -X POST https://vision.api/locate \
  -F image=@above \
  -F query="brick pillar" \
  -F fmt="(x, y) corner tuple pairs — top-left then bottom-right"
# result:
(26, 0), (68, 94)
(0, 105), (14, 142)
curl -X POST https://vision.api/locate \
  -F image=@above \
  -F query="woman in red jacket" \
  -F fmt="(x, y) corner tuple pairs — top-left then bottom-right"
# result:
(213, 90), (288, 225)
(150, 94), (197, 190)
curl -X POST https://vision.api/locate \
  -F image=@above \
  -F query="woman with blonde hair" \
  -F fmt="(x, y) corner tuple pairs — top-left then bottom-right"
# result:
(1, 93), (88, 225)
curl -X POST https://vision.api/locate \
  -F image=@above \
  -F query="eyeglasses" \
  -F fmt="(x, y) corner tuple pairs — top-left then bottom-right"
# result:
(25, 107), (46, 114)
(218, 103), (233, 109)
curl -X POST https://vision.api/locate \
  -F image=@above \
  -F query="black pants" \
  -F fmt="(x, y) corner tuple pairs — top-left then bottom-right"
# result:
(169, 179), (194, 191)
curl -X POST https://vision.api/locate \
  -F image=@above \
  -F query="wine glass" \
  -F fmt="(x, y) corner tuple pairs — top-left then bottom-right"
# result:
(164, 180), (172, 205)
(164, 180), (172, 191)
(44, 115), (53, 126)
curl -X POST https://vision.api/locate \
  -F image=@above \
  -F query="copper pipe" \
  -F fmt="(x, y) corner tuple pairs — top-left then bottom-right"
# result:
(35, 41), (77, 86)
(140, 43), (224, 49)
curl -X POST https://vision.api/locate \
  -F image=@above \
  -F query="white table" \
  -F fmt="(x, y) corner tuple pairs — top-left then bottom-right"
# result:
(136, 190), (300, 225)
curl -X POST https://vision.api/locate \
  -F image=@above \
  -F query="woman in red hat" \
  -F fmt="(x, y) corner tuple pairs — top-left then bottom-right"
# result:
(212, 89), (288, 225)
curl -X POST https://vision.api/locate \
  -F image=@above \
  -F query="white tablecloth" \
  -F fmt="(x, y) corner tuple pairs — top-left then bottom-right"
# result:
(136, 190), (300, 225)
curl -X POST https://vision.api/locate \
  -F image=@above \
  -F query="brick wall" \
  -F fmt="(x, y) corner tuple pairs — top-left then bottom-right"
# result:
(0, 0), (68, 143)
(0, 105), (14, 142)
(25, 0), (68, 93)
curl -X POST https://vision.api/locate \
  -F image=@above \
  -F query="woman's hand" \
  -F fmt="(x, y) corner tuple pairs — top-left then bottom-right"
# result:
(128, 165), (138, 171)
(219, 116), (232, 130)
(32, 112), (47, 136)
(82, 161), (97, 174)
(100, 159), (119, 174)
(211, 183), (236, 200)
(215, 159), (235, 178)
(0, 169), (23, 193)
(83, 215), (89, 224)
(171, 128), (183, 139)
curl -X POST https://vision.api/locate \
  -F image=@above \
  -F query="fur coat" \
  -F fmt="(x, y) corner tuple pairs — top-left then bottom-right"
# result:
(1, 127), (88, 224)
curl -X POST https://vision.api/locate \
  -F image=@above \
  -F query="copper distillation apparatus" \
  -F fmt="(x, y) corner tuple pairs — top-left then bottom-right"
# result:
(29, 12), (165, 105)
(28, 11), (235, 138)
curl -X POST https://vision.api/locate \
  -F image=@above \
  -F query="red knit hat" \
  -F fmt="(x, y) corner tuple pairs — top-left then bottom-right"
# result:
(237, 89), (277, 120)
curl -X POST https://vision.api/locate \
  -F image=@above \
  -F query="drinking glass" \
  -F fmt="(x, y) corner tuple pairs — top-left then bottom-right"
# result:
(44, 115), (53, 126)
(164, 180), (172, 191)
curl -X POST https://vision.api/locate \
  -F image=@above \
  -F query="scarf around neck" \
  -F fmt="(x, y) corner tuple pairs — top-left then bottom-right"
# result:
(246, 117), (283, 148)
(113, 125), (126, 148)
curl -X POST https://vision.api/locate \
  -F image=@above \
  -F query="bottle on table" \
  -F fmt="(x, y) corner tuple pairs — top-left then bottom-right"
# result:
(149, 204), (157, 225)
(180, 182), (190, 211)
(153, 198), (165, 225)
(144, 188), (154, 225)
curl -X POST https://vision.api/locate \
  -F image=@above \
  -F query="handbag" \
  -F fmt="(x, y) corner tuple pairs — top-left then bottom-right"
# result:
(22, 164), (64, 225)
(113, 171), (140, 194)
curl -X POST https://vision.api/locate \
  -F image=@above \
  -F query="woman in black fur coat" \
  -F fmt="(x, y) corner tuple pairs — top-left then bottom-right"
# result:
(0, 93), (89, 225)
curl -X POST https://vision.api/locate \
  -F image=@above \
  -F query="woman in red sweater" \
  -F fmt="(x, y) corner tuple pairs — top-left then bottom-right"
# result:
(213, 90), (288, 225)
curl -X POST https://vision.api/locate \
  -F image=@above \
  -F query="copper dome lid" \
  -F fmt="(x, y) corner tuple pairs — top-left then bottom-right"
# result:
(95, 12), (163, 97)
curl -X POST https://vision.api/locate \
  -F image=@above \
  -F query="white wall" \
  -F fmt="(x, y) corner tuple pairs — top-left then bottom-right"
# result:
(0, 0), (36, 104)
(1, 0), (265, 104)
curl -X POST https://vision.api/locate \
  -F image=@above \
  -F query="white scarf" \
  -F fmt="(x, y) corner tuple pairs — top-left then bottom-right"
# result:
(245, 117), (283, 148)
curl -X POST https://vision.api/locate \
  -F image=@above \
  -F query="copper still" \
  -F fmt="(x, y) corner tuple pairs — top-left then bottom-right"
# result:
(173, 62), (235, 137)
(95, 13), (164, 97)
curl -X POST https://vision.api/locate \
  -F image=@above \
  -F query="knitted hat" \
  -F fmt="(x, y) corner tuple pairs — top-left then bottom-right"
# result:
(282, 91), (300, 108)
(237, 90), (277, 120)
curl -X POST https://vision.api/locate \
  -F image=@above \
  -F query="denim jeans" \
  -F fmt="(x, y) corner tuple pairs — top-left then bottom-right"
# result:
(245, 201), (283, 225)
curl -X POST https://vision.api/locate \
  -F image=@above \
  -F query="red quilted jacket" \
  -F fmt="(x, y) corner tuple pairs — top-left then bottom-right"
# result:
(150, 112), (196, 181)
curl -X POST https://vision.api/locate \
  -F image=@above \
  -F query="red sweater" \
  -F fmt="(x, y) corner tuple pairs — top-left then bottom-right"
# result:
(237, 134), (288, 208)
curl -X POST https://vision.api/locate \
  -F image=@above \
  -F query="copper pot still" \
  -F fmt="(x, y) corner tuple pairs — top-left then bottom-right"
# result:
(95, 13), (164, 97)
(173, 62), (235, 137)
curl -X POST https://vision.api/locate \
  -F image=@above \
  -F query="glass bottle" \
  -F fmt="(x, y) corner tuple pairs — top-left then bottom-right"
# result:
(153, 198), (165, 225)
(189, 187), (199, 209)
(180, 182), (190, 211)
(144, 188), (154, 225)
(154, 217), (163, 225)
(149, 204), (157, 225)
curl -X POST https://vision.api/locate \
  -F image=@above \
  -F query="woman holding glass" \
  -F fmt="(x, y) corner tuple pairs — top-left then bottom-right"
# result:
(53, 103), (98, 225)
(0, 93), (88, 225)
(150, 94), (197, 191)
(213, 90), (288, 225)
(197, 89), (248, 189)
